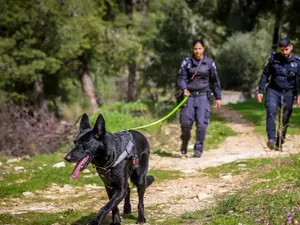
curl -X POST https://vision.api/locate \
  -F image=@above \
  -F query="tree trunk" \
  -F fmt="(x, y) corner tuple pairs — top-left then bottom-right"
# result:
(125, 0), (137, 102)
(81, 72), (98, 112)
(125, 0), (134, 20)
(272, 0), (283, 51)
(127, 63), (137, 102)
(34, 75), (47, 111)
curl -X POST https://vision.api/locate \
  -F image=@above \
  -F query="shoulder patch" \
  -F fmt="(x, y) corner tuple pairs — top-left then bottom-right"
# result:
(212, 61), (216, 70)
(181, 59), (189, 67)
(291, 62), (297, 68)
(264, 55), (272, 66)
(179, 58), (191, 72)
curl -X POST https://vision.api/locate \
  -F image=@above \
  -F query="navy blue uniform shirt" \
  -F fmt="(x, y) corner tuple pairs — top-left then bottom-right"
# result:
(258, 53), (300, 94)
(178, 56), (222, 100)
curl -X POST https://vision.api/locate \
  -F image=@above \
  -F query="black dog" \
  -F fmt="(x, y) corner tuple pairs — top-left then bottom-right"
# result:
(65, 113), (154, 225)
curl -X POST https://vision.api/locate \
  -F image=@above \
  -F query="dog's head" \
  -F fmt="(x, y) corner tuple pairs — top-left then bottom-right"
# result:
(64, 113), (106, 179)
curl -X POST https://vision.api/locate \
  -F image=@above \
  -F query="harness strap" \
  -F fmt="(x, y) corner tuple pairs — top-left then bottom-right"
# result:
(111, 138), (134, 167)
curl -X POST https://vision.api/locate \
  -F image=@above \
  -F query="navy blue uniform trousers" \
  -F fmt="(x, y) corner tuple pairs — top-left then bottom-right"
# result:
(265, 88), (294, 141)
(180, 94), (210, 153)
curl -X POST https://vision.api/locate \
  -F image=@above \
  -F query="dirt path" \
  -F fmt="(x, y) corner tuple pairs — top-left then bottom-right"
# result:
(2, 107), (300, 224)
(149, 107), (300, 173)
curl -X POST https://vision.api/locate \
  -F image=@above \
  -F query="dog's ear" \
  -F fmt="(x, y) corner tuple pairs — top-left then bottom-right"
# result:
(93, 114), (106, 139)
(80, 113), (91, 132)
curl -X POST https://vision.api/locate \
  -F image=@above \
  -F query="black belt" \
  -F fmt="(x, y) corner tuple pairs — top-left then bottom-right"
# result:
(268, 85), (294, 93)
(190, 90), (208, 97)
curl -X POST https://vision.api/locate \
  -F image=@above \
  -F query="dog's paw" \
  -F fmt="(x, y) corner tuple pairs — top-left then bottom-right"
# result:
(87, 221), (98, 225)
(110, 223), (121, 225)
(123, 204), (132, 214)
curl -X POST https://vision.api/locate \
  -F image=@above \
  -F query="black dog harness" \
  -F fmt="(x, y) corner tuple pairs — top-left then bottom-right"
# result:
(94, 130), (138, 172)
(111, 130), (137, 168)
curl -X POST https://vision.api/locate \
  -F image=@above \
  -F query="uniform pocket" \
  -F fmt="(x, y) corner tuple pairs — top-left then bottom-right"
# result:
(181, 97), (189, 108)
(204, 108), (210, 125)
(265, 89), (278, 110)
(207, 90), (212, 100)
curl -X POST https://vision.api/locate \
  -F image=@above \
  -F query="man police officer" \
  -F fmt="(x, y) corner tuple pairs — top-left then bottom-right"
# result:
(257, 37), (300, 150)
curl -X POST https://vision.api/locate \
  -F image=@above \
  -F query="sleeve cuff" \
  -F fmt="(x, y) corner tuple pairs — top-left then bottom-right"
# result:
(258, 89), (264, 94)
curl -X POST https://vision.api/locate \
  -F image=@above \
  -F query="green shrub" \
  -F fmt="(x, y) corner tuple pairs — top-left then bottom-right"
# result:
(216, 29), (271, 92)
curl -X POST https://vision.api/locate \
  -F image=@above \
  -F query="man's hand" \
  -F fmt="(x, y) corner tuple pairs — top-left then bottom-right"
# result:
(215, 100), (221, 108)
(183, 89), (190, 97)
(297, 95), (300, 106)
(257, 93), (263, 103)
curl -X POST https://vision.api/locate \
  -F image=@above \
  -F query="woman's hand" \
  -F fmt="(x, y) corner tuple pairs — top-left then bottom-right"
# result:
(183, 89), (190, 97)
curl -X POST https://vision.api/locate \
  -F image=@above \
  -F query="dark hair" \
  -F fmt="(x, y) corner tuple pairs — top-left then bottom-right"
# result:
(193, 39), (205, 47)
(279, 37), (292, 47)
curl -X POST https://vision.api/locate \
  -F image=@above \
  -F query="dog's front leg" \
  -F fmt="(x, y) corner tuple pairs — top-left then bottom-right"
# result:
(106, 186), (122, 225)
(123, 186), (131, 214)
(88, 187), (127, 225)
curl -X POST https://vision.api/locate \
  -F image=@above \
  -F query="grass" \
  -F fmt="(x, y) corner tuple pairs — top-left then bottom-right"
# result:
(0, 152), (182, 199)
(89, 100), (181, 133)
(202, 157), (275, 177)
(226, 99), (300, 134)
(0, 207), (165, 225)
(148, 169), (182, 183)
(163, 153), (300, 225)
(0, 153), (103, 199)
(0, 210), (125, 225)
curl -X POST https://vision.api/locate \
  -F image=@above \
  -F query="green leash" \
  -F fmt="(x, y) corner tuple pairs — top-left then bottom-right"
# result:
(128, 97), (188, 130)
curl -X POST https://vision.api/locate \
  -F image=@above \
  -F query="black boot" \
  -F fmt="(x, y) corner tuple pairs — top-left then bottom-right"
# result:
(193, 125), (205, 157)
(180, 126), (191, 155)
(193, 141), (203, 157)
(180, 142), (188, 155)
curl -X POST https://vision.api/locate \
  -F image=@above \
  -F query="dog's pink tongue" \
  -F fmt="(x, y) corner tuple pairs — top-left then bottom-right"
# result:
(71, 155), (89, 179)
